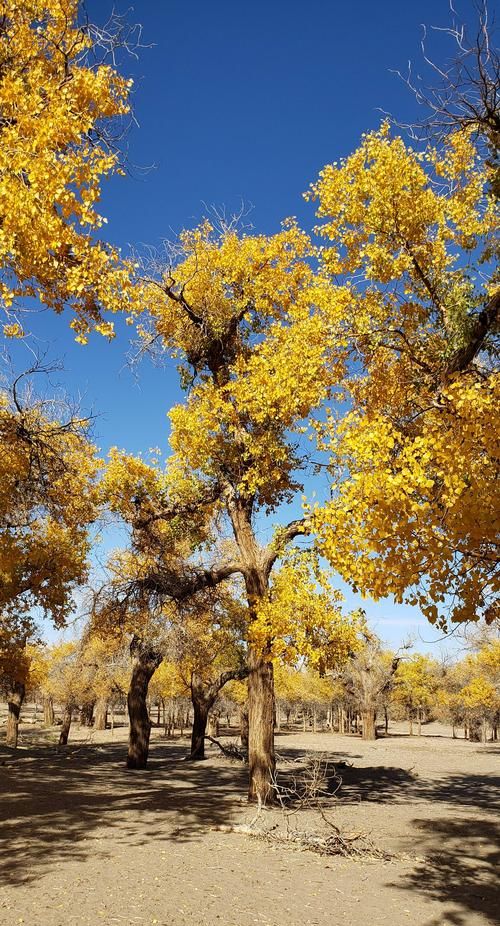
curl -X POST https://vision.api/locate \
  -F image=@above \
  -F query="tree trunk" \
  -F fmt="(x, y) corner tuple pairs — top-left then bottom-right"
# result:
(208, 713), (219, 737)
(58, 702), (73, 745)
(126, 638), (162, 770)
(417, 707), (422, 736)
(43, 695), (55, 726)
(482, 718), (488, 743)
(240, 703), (249, 751)
(468, 719), (481, 742)
(6, 682), (25, 747)
(190, 699), (210, 760)
(247, 648), (275, 803)
(94, 698), (108, 731)
(79, 700), (95, 727)
(225, 496), (276, 803)
(361, 709), (377, 741)
(384, 706), (389, 735)
(189, 665), (249, 759)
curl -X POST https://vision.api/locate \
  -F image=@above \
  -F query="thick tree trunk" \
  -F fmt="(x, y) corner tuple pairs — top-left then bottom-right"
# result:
(58, 702), (73, 745)
(190, 700), (210, 760)
(247, 648), (275, 802)
(94, 698), (108, 731)
(226, 495), (276, 802)
(6, 682), (25, 747)
(361, 709), (377, 741)
(43, 695), (55, 726)
(127, 638), (162, 770)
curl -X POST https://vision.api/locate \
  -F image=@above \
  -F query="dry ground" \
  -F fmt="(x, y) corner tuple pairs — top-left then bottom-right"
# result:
(0, 717), (498, 926)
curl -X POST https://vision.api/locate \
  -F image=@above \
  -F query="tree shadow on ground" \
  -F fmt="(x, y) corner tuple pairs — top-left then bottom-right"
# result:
(0, 739), (247, 887)
(390, 817), (500, 926)
(273, 745), (500, 812)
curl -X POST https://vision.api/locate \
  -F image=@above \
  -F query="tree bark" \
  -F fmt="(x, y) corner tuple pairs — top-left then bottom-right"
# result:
(126, 637), (162, 769)
(94, 698), (108, 731)
(43, 695), (55, 726)
(190, 699), (210, 760)
(6, 681), (25, 747)
(58, 701), (74, 745)
(361, 709), (377, 741)
(226, 494), (276, 802)
(247, 647), (275, 802)
(240, 703), (249, 751)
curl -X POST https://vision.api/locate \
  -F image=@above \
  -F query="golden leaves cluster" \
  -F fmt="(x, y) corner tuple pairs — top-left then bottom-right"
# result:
(306, 125), (499, 625)
(0, 1), (137, 341)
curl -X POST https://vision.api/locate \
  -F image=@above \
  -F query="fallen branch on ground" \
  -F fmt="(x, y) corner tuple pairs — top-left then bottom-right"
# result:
(205, 735), (246, 761)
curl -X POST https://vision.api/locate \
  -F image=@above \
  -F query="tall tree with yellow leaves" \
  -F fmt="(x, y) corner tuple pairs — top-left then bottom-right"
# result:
(0, 371), (99, 744)
(307, 118), (499, 628)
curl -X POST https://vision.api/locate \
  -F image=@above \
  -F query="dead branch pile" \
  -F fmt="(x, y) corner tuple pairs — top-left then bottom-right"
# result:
(213, 754), (395, 861)
(205, 735), (246, 761)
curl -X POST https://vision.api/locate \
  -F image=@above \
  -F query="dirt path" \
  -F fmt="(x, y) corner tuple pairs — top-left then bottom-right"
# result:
(0, 725), (498, 926)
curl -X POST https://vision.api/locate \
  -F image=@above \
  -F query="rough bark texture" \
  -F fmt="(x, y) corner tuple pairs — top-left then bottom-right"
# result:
(361, 709), (377, 741)
(240, 703), (249, 751)
(247, 646), (275, 802)
(190, 699), (210, 760)
(226, 493), (277, 803)
(94, 698), (108, 731)
(6, 681), (25, 747)
(127, 637), (162, 769)
(43, 696), (55, 726)
(58, 702), (73, 745)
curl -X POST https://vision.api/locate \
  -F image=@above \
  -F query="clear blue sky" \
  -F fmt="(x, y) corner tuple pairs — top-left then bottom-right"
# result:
(11, 0), (477, 656)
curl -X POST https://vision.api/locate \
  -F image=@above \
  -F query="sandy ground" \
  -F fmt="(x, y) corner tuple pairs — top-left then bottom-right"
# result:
(0, 718), (498, 926)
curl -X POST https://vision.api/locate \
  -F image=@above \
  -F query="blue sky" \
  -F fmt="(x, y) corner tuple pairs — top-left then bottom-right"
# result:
(10, 0), (477, 655)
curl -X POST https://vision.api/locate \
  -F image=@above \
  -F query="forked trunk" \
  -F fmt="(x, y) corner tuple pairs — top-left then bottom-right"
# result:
(226, 495), (276, 802)
(127, 638), (162, 769)
(189, 666), (248, 760)
(361, 709), (377, 741)
(6, 682), (25, 747)
(58, 702), (74, 745)
(247, 647), (275, 803)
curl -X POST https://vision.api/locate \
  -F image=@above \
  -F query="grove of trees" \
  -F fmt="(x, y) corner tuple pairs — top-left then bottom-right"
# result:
(0, 0), (498, 803)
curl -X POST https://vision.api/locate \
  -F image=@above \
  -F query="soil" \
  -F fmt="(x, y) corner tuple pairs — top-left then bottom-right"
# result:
(0, 717), (498, 926)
